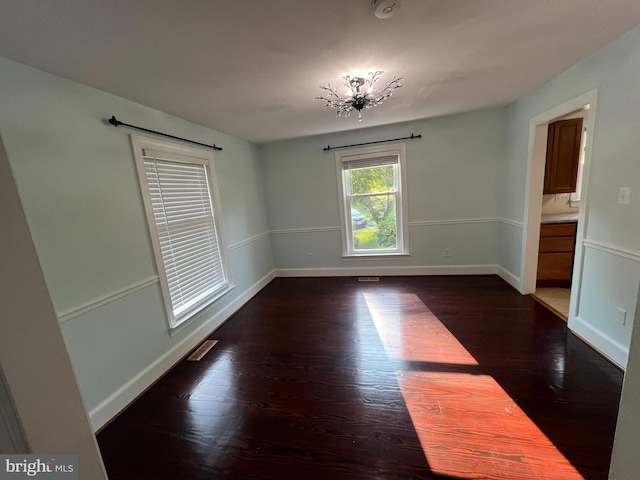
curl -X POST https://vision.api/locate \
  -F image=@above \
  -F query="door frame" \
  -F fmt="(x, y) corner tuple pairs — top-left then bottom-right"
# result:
(520, 89), (598, 323)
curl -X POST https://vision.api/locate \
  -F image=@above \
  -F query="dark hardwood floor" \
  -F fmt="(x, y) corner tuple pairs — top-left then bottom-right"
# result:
(97, 276), (623, 479)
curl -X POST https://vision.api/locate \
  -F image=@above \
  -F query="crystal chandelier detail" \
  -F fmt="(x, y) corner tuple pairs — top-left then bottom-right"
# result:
(315, 71), (403, 121)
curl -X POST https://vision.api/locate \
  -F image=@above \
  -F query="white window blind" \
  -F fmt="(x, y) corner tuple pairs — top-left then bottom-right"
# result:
(342, 154), (399, 171)
(133, 137), (230, 328)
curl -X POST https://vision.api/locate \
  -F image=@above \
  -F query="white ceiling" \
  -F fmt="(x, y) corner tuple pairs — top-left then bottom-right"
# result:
(1, 1), (640, 144)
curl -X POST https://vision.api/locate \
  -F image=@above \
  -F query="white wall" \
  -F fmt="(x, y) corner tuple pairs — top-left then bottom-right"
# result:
(0, 135), (106, 476)
(0, 56), (275, 430)
(260, 109), (512, 280)
(610, 283), (640, 478)
(502, 25), (640, 366)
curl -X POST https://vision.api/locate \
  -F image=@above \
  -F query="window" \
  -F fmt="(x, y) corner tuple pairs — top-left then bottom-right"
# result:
(336, 143), (409, 256)
(570, 127), (588, 205)
(132, 136), (231, 329)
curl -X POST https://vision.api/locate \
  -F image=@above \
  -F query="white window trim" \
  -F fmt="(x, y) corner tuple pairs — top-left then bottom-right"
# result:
(131, 135), (233, 331)
(335, 143), (410, 257)
(569, 126), (588, 207)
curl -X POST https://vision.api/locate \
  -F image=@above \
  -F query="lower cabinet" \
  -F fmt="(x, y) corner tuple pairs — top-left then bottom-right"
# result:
(537, 222), (577, 287)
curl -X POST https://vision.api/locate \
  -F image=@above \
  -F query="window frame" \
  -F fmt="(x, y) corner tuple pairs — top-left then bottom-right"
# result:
(131, 135), (232, 331)
(335, 143), (410, 257)
(570, 126), (588, 206)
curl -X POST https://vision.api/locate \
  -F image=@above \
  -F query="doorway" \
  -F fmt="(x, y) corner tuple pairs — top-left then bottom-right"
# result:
(520, 90), (598, 329)
(533, 109), (589, 320)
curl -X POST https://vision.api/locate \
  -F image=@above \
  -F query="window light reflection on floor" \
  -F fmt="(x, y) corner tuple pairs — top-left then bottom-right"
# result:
(363, 292), (583, 479)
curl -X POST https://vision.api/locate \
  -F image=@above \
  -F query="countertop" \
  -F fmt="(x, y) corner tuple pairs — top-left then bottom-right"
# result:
(541, 213), (579, 224)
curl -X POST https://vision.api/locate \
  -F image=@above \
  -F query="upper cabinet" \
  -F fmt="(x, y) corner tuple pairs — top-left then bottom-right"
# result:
(543, 118), (583, 195)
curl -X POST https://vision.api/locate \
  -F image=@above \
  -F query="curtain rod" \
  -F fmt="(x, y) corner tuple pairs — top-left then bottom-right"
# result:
(107, 116), (223, 151)
(322, 133), (421, 152)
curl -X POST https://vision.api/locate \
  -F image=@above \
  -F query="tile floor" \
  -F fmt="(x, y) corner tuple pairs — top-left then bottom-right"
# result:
(533, 287), (571, 321)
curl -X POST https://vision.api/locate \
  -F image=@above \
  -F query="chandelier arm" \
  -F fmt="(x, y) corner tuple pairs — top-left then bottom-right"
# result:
(374, 77), (403, 102)
(368, 71), (384, 87)
(316, 85), (343, 101)
(315, 97), (354, 115)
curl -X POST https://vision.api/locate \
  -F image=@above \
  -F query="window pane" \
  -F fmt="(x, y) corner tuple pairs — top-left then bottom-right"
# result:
(352, 195), (397, 250)
(349, 165), (396, 195)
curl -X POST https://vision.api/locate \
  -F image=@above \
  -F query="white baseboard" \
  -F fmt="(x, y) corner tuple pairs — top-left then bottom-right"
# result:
(275, 264), (499, 277)
(88, 269), (276, 431)
(569, 315), (628, 369)
(496, 266), (520, 291)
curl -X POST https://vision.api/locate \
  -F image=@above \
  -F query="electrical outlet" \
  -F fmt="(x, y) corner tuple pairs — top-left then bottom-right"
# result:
(618, 187), (631, 205)
(555, 193), (570, 202)
(307, 253), (313, 262)
(444, 249), (452, 257)
(616, 308), (627, 325)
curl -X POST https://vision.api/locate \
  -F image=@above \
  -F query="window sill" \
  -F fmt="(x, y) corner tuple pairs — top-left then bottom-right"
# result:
(168, 283), (236, 337)
(342, 252), (411, 260)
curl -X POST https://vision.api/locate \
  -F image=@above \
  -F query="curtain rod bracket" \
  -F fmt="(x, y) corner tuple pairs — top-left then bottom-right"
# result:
(107, 116), (223, 151)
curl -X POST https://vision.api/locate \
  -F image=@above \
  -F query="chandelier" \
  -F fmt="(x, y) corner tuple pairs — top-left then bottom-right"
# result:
(315, 71), (403, 121)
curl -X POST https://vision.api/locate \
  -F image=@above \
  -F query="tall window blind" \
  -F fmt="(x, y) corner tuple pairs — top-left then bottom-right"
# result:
(133, 138), (230, 328)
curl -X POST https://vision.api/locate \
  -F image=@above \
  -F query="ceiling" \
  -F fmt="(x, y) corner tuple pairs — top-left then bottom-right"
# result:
(1, 1), (640, 144)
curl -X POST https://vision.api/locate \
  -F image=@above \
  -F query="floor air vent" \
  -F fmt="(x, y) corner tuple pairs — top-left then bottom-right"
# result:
(187, 339), (218, 362)
(358, 276), (380, 282)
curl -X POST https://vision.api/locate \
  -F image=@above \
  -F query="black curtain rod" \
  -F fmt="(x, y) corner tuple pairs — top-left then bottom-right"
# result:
(108, 116), (223, 151)
(322, 133), (421, 152)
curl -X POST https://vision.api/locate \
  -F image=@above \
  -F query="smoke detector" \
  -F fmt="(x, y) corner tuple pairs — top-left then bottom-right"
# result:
(373, 0), (401, 19)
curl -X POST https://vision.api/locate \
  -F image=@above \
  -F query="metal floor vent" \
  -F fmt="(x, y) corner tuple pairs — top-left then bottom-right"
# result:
(187, 339), (218, 362)
(358, 276), (380, 282)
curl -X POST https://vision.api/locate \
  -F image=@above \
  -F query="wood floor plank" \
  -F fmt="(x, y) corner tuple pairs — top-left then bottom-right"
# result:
(98, 276), (623, 479)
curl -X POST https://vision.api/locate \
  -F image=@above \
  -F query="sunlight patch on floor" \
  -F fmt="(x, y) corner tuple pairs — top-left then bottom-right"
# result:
(397, 371), (583, 479)
(364, 292), (583, 479)
(364, 292), (478, 366)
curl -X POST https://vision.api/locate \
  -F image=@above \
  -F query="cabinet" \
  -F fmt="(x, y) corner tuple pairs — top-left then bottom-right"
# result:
(543, 118), (583, 195)
(537, 222), (577, 287)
